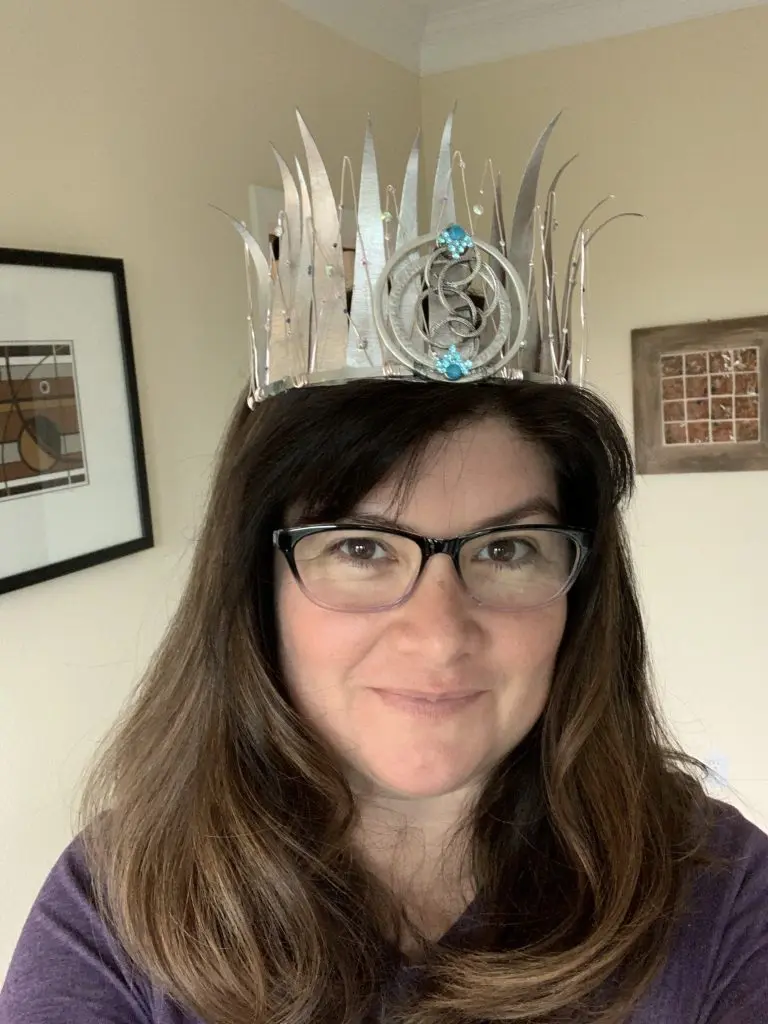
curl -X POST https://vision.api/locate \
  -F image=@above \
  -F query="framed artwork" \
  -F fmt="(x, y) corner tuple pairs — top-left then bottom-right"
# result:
(0, 248), (152, 595)
(631, 315), (768, 474)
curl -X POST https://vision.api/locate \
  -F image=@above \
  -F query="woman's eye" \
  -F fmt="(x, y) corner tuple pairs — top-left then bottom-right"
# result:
(340, 538), (382, 561)
(479, 538), (535, 563)
(328, 536), (397, 562)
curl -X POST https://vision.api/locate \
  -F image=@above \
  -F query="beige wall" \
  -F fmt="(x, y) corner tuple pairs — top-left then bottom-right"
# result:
(422, 4), (768, 828)
(0, 0), (418, 978)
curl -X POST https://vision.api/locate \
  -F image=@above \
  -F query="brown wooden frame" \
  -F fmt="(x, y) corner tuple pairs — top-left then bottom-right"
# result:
(631, 315), (768, 474)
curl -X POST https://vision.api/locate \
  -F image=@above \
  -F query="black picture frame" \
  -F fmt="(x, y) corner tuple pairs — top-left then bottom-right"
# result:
(0, 247), (153, 595)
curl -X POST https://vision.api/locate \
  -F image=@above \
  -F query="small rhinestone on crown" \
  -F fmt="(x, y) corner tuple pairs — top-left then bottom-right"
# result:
(436, 344), (474, 380)
(437, 224), (474, 260)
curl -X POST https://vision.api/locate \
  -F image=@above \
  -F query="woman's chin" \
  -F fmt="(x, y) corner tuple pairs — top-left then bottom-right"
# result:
(362, 760), (483, 801)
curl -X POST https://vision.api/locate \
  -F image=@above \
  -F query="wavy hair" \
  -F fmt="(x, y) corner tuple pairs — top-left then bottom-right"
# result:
(80, 379), (711, 1024)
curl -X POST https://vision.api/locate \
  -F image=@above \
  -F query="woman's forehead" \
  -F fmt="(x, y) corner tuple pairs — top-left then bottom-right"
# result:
(355, 419), (558, 534)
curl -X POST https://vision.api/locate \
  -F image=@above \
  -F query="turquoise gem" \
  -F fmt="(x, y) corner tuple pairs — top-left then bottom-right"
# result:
(437, 223), (473, 258)
(435, 344), (473, 380)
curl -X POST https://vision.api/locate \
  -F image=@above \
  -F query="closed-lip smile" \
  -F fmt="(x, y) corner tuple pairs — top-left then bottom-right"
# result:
(374, 688), (482, 701)
(371, 688), (487, 717)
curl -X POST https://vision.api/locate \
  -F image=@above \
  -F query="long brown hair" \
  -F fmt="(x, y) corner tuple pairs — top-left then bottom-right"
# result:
(80, 379), (711, 1024)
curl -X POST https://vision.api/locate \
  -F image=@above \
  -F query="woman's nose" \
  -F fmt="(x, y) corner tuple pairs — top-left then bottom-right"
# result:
(388, 554), (483, 662)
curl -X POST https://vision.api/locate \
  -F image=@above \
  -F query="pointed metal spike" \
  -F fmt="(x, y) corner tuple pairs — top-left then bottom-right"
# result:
(490, 172), (520, 371)
(269, 150), (303, 379)
(348, 120), (386, 368)
(387, 128), (423, 362)
(397, 128), (421, 249)
(540, 154), (579, 367)
(272, 147), (301, 285)
(215, 209), (271, 397)
(507, 112), (562, 279)
(431, 106), (456, 233)
(296, 110), (348, 374)
(507, 113), (563, 364)
(291, 158), (314, 377)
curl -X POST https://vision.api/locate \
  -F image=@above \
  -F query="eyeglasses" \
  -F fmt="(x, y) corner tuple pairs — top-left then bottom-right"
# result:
(273, 522), (590, 613)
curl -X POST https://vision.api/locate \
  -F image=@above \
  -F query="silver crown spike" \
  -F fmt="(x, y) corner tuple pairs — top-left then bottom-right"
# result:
(296, 111), (348, 375)
(390, 129), (423, 364)
(396, 129), (420, 251)
(541, 156), (580, 372)
(272, 147), (301, 306)
(222, 213), (271, 404)
(347, 121), (386, 368)
(506, 112), (562, 374)
(539, 158), (578, 379)
(292, 158), (314, 377)
(431, 109), (456, 234)
(489, 171), (519, 374)
(268, 150), (305, 384)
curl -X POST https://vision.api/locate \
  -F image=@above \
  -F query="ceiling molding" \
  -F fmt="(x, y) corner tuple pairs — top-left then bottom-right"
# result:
(420, 0), (768, 75)
(280, 0), (768, 76)
(279, 0), (427, 73)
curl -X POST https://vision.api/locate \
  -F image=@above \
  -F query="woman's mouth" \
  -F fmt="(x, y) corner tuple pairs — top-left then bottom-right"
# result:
(371, 688), (486, 718)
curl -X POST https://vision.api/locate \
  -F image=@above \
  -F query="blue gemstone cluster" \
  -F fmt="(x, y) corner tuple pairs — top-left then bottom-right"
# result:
(437, 223), (474, 260)
(435, 344), (473, 380)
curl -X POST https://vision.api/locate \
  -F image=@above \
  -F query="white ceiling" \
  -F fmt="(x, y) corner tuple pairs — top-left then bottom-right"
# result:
(280, 0), (768, 74)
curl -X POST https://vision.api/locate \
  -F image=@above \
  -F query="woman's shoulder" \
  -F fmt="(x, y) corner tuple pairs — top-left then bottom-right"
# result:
(0, 835), (200, 1024)
(632, 797), (768, 1023)
(705, 796), (768, 860)
(695, 797), (768, 935)
(694, 797), (768, 928)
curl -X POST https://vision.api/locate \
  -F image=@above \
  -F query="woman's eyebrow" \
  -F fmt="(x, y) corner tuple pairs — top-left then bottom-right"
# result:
(474, 498), (561, 528)
(341, 497), (561, 532)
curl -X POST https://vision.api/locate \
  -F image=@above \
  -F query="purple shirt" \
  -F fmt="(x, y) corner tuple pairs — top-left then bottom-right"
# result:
(2, 800), (767, 1023)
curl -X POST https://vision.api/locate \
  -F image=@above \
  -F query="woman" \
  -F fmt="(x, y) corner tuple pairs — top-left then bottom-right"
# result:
(2, 113), (767, 1023)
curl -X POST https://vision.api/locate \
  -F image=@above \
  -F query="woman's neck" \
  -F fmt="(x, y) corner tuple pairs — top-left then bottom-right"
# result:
(353, 783), (478, 945)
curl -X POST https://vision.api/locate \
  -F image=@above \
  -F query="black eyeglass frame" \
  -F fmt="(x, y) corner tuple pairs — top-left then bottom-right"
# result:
(273, 522), (592, 611)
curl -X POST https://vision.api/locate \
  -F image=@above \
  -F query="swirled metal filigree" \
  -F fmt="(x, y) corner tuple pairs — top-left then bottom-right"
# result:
(372, 225), (528, 383)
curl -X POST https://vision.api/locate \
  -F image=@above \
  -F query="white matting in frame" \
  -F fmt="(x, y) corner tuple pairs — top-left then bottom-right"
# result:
(0, 248), (152, 594)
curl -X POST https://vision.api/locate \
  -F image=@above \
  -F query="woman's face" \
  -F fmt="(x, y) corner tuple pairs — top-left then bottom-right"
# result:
(276, 417), (566, 799)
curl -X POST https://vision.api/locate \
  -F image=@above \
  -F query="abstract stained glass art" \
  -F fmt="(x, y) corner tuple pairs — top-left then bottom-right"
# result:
(0, 341), (88, 501)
